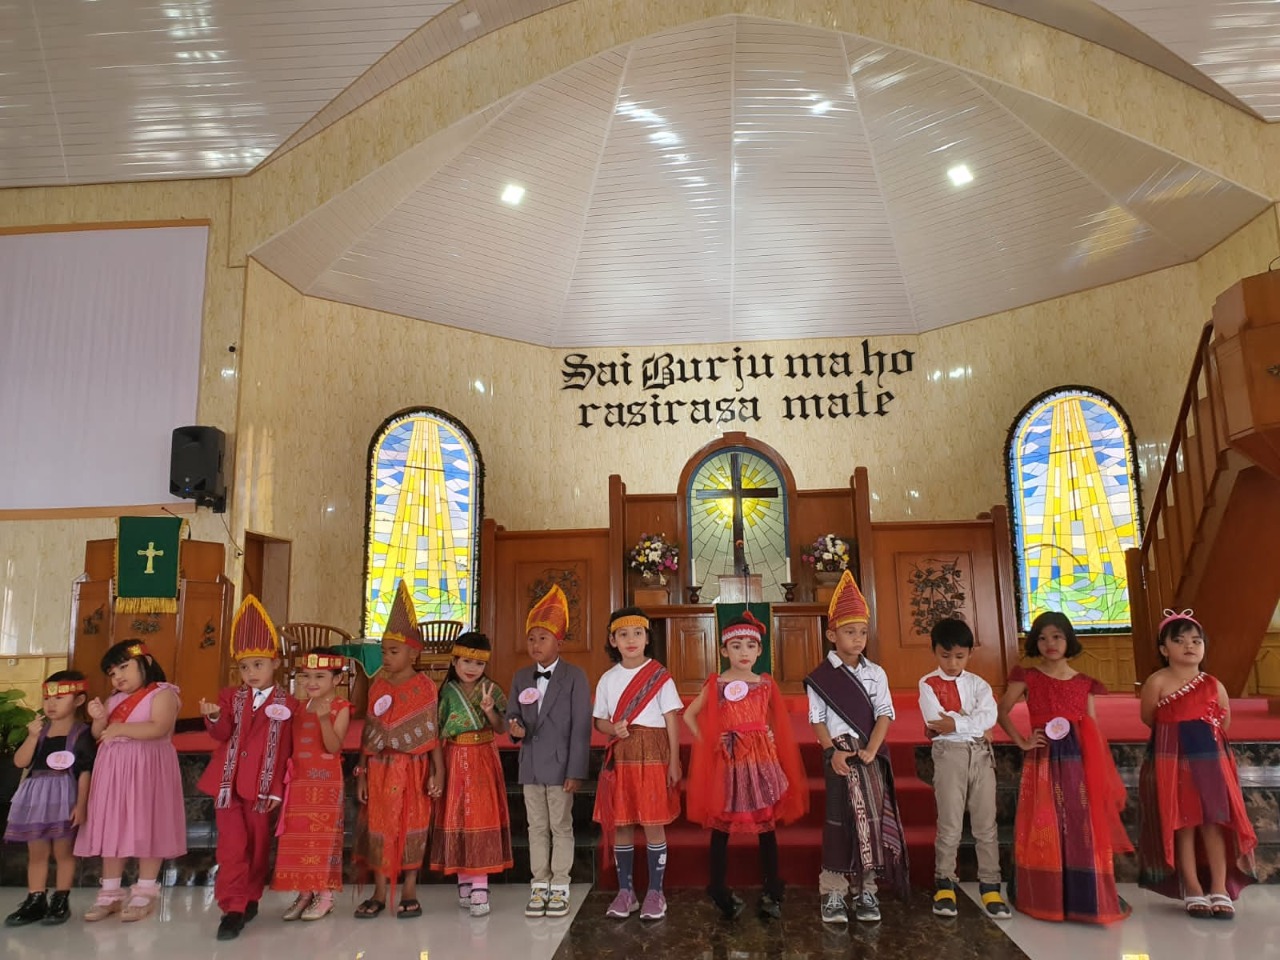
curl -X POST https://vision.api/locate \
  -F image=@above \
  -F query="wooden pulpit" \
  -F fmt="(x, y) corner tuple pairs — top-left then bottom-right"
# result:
(69, 539), (232, 720)
(716, 574), (763, 603)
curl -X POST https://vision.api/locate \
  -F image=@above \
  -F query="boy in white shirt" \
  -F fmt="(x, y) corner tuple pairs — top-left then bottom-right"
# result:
(918, 617), (1010, 919)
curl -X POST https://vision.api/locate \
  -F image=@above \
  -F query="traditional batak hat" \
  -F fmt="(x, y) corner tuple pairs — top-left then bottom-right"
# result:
(451, 631), (492, 663)
(382, 579), (423, 650)
(44, 679), (88, 698)
(525, 584), (570, 641)
(230, 595), (281, 661)
(300, 652), (347, 671)
(608, 606), (650, 634)
(827, 569), (870, 629)
(722, 610), (766, 644)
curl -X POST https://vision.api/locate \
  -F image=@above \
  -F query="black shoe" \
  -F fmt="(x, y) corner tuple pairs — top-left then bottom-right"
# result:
(216, 912), (246, 940)
(5, 892), (48, 927)
(707, 888), (744, 920)
(41, 891), (71, 925)
(758, 893), (782, 920)
(244, 901), (259, 922)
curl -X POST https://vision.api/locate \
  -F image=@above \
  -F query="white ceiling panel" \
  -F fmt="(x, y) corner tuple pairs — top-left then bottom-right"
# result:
(251, 16), (1271, 346)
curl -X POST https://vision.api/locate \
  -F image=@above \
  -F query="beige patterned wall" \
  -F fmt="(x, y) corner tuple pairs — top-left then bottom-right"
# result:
(3, 0), (1280, 654)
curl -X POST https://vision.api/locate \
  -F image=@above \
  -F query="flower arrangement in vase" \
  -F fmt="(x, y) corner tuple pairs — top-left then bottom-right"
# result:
(627, 533), (679, 586)
(801, 534), (852, 578)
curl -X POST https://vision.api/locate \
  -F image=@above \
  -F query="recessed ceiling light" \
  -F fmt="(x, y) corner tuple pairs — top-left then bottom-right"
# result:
(947, 164), (974, 187)
(459, 11), (481, 31)
(811, 100), (833, 114)
(501, 183), (525, 205)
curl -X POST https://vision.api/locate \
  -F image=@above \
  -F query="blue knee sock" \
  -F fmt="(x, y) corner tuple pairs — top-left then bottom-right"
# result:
(614, 845), (634, 891)
(647, 843), (668, 894)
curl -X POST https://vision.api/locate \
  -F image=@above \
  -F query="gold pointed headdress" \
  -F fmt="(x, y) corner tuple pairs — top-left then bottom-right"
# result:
(525, 584), (569, 641)
(383, 579), (423, 650)
(230, 595), (281, 661)
(827, 569), (870, 629)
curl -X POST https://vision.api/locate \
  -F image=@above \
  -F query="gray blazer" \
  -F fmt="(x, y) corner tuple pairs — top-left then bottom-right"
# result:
(505, 660), (592, 785)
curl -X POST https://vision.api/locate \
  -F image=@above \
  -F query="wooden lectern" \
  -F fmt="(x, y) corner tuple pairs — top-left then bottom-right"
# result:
(716, 574), (763, 603)
(69, 539), (232, 720)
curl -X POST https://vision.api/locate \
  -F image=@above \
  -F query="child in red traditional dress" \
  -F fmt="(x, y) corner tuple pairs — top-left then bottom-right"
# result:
(429, 632), (513, 916)
(1137, 610), (1256, 919)
(997, 611), (1131, 924)
(273, 647), (352, 921)
(75, 640), (186, 923)
(354, 580), (444, 920)
(684, 611), (807, 921)
(4, 672), (95, 927)
(198, 596), (299, 941)
(592, 606), (682, 922)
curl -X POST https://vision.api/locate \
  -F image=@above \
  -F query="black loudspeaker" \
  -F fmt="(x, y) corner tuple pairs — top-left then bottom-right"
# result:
(170, 426), (226, 513)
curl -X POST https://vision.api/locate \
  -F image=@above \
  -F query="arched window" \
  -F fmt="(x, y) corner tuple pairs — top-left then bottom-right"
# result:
(364, 408), (483, 637)
(1006, 387), (1141, 633)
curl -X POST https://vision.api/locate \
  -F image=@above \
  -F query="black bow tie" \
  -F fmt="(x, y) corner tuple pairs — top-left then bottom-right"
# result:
(536, 669), (553, 681)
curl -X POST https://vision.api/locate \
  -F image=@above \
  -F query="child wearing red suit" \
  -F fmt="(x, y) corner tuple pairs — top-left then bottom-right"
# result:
(429, 632), (513, 916)
(592, 607), (682, 922)
(271, 648), (352, 921)
(197, 596), (299, 941)
(354, 580), (444, 920)
(1137, 611), (1256, 919)
(684, 611), (807, 921)
(997, 611), (1131, 925)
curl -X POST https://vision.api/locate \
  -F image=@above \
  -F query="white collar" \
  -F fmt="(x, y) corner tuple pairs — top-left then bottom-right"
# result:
(536, 659), (559, 675)
(252, 686), (274, 701)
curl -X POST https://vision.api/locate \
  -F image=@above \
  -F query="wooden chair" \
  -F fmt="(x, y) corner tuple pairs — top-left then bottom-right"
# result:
(280, 622), (354, 698)
(414, 620), (465, 679)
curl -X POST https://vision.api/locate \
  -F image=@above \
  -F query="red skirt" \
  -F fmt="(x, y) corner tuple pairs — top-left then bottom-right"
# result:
(271, 760), (344, 892)
(428, 739), (513, 875)
(593, 726), (680, 829)
(356, 752), (433, 875)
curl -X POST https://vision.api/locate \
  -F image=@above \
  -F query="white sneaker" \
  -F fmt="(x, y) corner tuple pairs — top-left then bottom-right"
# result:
(545, 889), (570, 918)
(525, 886), (548, 917)
(469, 890), (491, 917)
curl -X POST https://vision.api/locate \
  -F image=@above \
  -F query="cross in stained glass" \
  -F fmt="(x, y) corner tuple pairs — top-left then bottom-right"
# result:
(694, 452), (779, 575)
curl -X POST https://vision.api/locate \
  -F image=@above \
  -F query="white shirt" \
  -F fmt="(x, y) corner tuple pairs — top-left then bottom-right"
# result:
(534, 659), (558, 713)
(917, 669), (997, 742)
(593, 661), (682, 728)
(807, 652), (894, 742)
(252, 686), (275, 711)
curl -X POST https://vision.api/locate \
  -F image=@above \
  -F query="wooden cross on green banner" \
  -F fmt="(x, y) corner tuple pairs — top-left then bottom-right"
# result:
(115, 516), (186, 614)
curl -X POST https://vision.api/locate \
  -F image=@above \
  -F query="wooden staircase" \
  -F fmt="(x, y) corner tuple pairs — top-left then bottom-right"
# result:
(1126, 271), (1280, 694)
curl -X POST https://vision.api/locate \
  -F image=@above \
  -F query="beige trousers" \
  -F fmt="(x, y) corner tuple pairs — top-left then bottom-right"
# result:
(819, 869), (876, 897)
(931, 738), (1001, 884)
(524, 784), (575, 889)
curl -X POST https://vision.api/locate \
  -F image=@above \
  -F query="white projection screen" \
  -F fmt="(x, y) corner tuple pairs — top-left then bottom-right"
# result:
(0, 225), (209, 512)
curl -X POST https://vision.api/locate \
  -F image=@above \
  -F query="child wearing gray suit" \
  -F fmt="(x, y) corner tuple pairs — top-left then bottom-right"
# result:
(506, 585), (593, 918)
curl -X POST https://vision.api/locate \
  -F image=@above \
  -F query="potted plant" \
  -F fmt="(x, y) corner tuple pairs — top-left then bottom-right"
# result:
(801, 534), (853, 602)
(627, 533), (680, 586)
(0, 688), (38, 802)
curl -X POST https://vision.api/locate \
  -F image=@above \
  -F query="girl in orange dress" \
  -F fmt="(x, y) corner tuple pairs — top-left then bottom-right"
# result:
(428, 632), (513, 917)
(1137, 612), (1256, 919)
(684, 612), (807, 920)
(997, 611), (1131, 925)
(272, 648), (351, 921)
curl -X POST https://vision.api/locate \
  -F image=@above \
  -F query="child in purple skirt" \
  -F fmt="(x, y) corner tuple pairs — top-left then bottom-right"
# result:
(4, 671), (95, 927)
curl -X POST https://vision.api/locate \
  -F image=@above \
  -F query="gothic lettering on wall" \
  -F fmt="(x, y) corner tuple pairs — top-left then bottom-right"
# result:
(562, 340), (915, 428)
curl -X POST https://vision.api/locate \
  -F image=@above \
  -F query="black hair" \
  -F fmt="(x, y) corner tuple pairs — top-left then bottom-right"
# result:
(100, 639), (167, 685)
(605, 606), (651, 664)
(1024, 611), (1083, 660)
(930, 618), (974, 651)
(300, 645), (345, 677)
(443, 631), (491, 687)
(42, 669), (90, 722)
(1156, 616), (1205, 667)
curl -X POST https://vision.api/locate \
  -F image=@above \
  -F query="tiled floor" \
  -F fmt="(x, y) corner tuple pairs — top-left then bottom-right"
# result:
(2, 883), (1276, 959)
(960, 883), (1280, 960)
(0, 884), (588, 960)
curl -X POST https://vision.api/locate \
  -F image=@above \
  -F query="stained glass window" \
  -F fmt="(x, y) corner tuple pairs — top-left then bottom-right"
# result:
(364, 409), (482, 637)
(686, 447), (789, 602)
(1007, 388), (1141, 633)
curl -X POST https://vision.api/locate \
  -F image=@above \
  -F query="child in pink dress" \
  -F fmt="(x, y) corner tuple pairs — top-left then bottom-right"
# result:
(74, 640), (187, 923)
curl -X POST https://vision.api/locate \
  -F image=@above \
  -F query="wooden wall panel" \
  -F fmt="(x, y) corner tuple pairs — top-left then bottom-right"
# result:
(666, 614), (716, 695)
(869, 520), (1009, 690)
(485, 528), (612, 694)
(775, 613), (824, 693)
